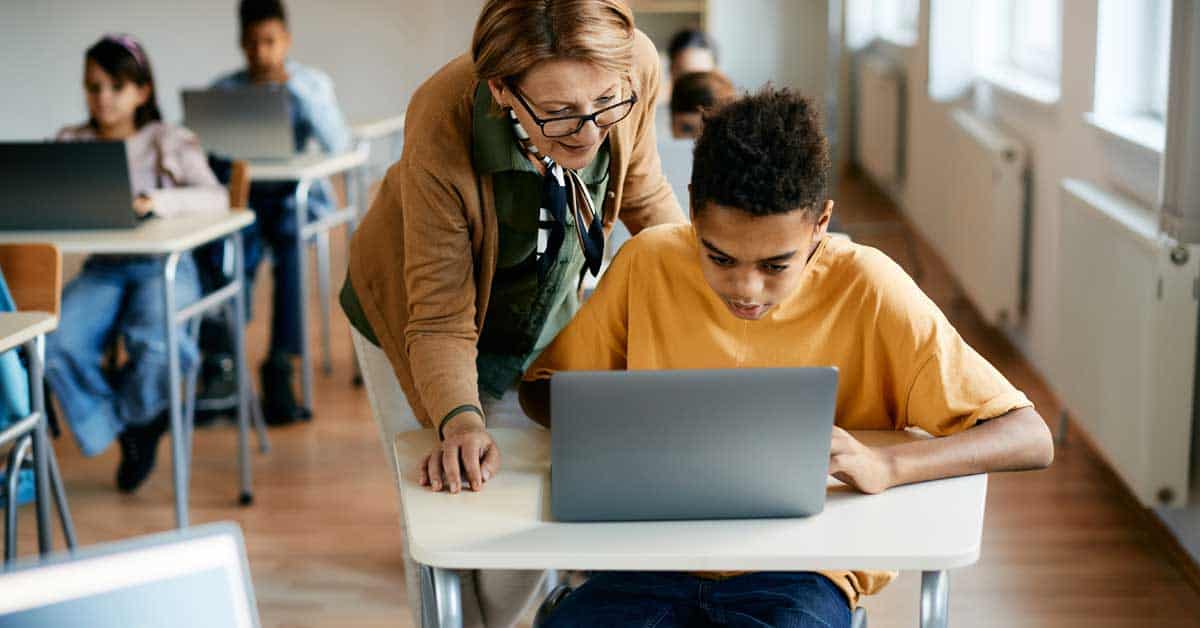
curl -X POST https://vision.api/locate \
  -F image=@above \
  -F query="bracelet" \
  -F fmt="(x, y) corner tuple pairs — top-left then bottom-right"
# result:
(438, 405), (484, 441)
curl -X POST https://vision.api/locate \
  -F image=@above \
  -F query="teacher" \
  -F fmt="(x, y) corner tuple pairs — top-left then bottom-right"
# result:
(342, 2), (683, 494)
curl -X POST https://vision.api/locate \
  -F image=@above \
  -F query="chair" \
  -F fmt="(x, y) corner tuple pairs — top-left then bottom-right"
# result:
(0, 243), (77, 561)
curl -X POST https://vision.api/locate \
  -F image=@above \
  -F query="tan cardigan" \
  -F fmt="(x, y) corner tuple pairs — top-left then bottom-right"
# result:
(347, 30), (686, 426)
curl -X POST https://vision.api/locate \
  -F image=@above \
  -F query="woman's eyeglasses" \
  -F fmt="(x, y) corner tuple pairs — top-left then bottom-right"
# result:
(509, 84), (637, 138)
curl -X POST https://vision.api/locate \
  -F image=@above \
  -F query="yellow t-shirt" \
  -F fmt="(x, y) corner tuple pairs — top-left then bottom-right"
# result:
(525, 223), (1033, 606)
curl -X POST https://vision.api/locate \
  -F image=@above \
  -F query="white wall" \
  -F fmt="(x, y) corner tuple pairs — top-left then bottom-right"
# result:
(848, 0), (1200, 564)
(707, 0), (829, 102)
(0, 0), (484, 139)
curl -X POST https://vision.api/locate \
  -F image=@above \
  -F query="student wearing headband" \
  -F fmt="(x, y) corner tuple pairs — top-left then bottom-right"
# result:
(339, 1), (685, 625)
(44, 35), (228, 493)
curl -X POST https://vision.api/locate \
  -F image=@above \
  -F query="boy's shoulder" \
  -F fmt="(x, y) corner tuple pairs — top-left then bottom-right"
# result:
(284, 61), (336, 90)
(618, 222), (696, 266)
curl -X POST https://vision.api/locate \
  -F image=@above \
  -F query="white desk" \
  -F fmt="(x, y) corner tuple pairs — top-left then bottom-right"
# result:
(395, 428), (986, 628)
(246, 148), (369, 406)
(0, 211), (260, 529)
(352, 114), (406, 143)
(0, 312), (74, 557)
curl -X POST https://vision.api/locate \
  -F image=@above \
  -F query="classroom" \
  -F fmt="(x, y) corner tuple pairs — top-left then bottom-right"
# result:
(0, 1), (1197, 626)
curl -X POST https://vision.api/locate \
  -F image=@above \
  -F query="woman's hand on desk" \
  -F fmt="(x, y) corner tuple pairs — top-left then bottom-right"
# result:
(418, 419), (501, 494)
(828, 426), (895, 495)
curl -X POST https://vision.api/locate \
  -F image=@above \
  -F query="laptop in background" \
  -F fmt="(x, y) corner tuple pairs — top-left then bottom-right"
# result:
(0, 142), (138, 230)
(551, 367), (839, 522)
(0, 522), (260, 628)
(182, 86), (294, 161)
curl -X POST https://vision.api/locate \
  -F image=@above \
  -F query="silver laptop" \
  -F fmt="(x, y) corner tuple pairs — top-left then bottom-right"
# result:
(0, 522), (260, 628)
(182, 86), (294, 160)
(0, 142), (138, 230)
(551, 367), (839, 522)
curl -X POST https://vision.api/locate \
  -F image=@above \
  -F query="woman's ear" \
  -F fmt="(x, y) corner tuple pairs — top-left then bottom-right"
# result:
(486, 78), (509, 109)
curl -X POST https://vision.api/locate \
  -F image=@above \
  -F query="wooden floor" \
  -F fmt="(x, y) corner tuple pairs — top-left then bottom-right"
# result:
(14, 171), (1200, 627)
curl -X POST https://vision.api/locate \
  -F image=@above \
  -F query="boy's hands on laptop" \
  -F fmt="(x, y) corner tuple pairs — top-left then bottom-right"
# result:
(418, 416), (500, 494)
(828, 426), (894, 495)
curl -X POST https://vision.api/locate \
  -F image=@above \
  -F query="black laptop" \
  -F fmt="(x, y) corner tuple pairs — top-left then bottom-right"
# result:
(0, 142), (138, 230)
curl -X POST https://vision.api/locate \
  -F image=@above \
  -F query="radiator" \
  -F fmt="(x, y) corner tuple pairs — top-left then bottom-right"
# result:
(1057, 179), (1200, 508)
(855, 53), (904, 188)
(938, 109), (1028, 327)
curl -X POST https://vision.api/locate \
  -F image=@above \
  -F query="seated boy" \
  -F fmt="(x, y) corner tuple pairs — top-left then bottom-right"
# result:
(669, 70), (735, 139)
(510, 88), (1055, 627)
(201, 0), (352, 424)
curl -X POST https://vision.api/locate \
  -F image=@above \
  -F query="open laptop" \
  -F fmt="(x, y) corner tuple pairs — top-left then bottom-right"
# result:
(551, 368), (839, 522)
(0, 522), (260, 628)
(0, 142), (138, 230)
(182, 86), (294, 160)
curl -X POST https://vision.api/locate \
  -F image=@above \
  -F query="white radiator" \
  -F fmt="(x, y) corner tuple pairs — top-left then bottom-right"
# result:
(855, 53), (904, 188)
(937, 109), (1028, 327)
(1057, 180), (1200, 508)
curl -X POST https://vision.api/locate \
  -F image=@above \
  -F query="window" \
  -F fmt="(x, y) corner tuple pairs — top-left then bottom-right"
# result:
(873, 0), (919, 46)
(1147, 0), (1172, 120)
(1007, 0), (1061, 83)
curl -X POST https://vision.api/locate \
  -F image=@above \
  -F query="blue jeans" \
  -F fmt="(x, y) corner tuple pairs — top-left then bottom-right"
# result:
(542, 572), (851, 628)
(44, 255), (200, 457)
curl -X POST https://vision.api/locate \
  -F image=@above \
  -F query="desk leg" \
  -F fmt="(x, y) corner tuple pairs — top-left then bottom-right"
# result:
(419, 564), (463, 628)
(25, 336), (51, 554)
(45, 444), (76, 548)
(232, 231), (254, 506)
(920, 570), (949, 628)
(294, 179), (315, 412)
(162, 252), (188, 529)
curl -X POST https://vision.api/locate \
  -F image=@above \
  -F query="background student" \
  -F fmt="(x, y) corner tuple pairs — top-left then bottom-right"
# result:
(200, 0), (351, 425)
(668, 70), (735, 139)
(44, 34), (228, 493)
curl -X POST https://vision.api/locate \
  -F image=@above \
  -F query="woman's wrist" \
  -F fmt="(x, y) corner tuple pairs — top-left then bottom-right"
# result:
(438, 405), (485, 440)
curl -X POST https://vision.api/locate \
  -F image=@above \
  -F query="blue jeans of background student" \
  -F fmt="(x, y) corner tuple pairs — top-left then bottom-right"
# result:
(542, 571), (851, 628)
(44, 255), (200, 457)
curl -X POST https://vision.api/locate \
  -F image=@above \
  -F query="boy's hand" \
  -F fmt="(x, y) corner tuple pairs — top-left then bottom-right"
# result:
(418, 423), (500, 494)
(828, 426), (895, 494)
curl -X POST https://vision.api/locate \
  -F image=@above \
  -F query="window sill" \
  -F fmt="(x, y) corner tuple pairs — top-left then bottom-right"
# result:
(1084, 112), (1165, 154)
(980, 66), (1060, 110)
(1084, 112), (1165, 207)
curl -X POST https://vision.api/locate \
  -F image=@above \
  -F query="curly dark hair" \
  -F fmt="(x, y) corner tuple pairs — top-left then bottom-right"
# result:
(690, 87), (830, 218)
(240, 0), (288, 33)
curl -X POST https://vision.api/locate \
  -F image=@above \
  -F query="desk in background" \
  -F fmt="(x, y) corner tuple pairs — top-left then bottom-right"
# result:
(0, 211), (260, 529)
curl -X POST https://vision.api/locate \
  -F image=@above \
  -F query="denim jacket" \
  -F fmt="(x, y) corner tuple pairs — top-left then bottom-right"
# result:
(211, 60), (352, 217)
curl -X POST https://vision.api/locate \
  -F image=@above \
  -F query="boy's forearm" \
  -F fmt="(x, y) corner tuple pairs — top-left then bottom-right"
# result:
(883, 406), (1054, 489)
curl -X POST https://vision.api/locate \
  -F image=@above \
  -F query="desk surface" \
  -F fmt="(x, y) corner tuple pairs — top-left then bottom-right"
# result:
(395, 427), (987, 572)
(0, 211), (254, 255)
(0, 312), (56, 354)
(246, 149), (368, 182)
(352, 115), (406, 142)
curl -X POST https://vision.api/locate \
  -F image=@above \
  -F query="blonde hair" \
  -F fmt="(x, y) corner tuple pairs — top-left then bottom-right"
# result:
(472, 0), (636, 85)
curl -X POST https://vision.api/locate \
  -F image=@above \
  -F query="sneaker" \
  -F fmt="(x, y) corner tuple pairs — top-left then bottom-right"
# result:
(260, 353), (312, 426)
(116, 413), (170, 493)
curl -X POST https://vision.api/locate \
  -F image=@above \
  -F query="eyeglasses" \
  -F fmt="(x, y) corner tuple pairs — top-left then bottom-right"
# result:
(509, 84), (638, 138)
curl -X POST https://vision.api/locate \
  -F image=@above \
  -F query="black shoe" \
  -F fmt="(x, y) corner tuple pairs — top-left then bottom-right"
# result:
(260, 353), (312, 426)
(195, 352), (238, 427)
(116, 413), (170, 493)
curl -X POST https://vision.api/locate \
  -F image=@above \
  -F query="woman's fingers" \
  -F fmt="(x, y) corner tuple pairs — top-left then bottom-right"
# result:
(461, 440), (483, 491)
(442, 443), (463, 493)
(481, 442), (500, 482)
(426, 449), (444, 492)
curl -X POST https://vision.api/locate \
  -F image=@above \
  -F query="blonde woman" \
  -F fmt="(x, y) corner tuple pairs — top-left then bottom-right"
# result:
(341, 1), (685, 624)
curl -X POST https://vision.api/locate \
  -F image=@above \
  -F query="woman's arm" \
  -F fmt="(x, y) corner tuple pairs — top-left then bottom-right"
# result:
(615, 31), (687, 234)
(829, 406), (1054, 494)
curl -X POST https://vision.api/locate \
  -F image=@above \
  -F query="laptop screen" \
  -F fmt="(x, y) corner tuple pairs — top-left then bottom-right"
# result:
(0, 524), (258, 628)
